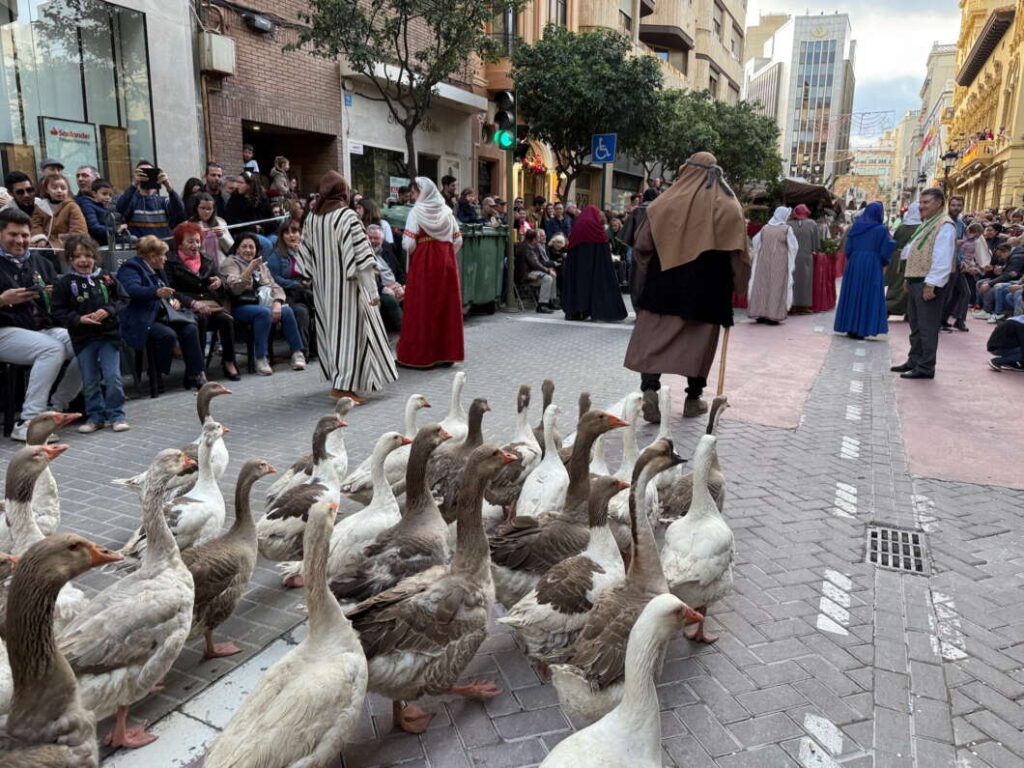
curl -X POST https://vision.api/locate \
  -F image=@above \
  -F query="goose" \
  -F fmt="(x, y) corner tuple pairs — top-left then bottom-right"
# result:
(267, 397), (356, 506)
(204, 501), (367, 768)
(0, 411), (79, 549)
(646, 387), (684, 519)
(548, 439), (695, 725)
(606, 393), (646, 551)
(182, 458), (277, 659)
(429, 397), (490, 523)
(0, 551), (17, 714)
(111, 381), (232, 494)
(659, 395), (728, 522)
(346, 444), (516, 733)
(557, 391), (592, 465)
(662, 434), (734, 643)
(489, 410), (628, 609)
(329, 424), (452, 604)
(485, 384), (542, 518)
(438, 371), (468, 446)
(539, 594), (701, 768)
(116, 421), (229, 568)
(2, 445), (89, 634)
(340, 394), (430, 505)
(497, 475), (628, 664)
(56, 449), (196, 748)
(0, 533), (121, 768)
(279, 432), (411, 590)
(515, 404), (569, 520)
(257, 414), (346, 583)
(532, 379), (561, 451)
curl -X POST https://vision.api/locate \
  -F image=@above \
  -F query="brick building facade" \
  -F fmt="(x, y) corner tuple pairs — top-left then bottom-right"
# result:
(200, 2), (343, 194)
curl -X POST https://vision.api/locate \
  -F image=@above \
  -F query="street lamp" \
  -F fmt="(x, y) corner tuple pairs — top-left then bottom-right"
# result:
(941, 148), (959, 191)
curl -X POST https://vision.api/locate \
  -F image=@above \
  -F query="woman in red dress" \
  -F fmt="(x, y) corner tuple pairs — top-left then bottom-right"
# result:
(396, 177), (464, 368)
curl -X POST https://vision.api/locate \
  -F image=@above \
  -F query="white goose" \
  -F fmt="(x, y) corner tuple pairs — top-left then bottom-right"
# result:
(646, 387), (684, 520)
(659, 395), (728, 522)
(540, 594), (697, 768)
(438, 371), (468, 446)
(662, 434), (734, 643)
(279, 432), (411, 588)
(485, 384), (542, 516)
(515, 404), (568, 520)
(606, 392), (644, 551)
(204, 500), (367, 768)
(267, 397), (355, 507)
(341, 394), (430, 505)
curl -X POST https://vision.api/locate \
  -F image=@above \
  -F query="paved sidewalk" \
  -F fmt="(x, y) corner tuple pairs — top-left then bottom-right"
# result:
(3, 308), (1021, 767)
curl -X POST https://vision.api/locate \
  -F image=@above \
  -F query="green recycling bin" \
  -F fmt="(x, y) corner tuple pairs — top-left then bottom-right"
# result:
(457, 224), (509, 312)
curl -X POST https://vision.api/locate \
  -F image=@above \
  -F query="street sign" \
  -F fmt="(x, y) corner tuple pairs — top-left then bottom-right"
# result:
(591, 133), (617, 164)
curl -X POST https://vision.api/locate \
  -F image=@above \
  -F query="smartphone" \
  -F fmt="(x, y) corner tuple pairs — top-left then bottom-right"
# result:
(141, 167), (162, 190)
(0, 187), (7, 198)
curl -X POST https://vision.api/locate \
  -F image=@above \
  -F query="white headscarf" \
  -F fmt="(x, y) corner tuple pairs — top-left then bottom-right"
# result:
(768, 206), (792, 226)
(901, 202), (922, 226)
(411, 176), (459, 243)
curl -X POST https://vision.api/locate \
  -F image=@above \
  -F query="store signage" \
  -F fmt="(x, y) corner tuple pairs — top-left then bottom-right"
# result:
(389, 176), (409, 197)
(349, 141), (364, 155)
(40, 117), (99, 172)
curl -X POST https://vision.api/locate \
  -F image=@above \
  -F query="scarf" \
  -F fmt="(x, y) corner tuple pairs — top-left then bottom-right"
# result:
(793, 204), (811, 220)
(0, 245), (31, 267)
(568, 205), (609, 249)
(412, 177), (459, 242)
(179, 248), (202, 274)
(901, 202), (922, 226)
(644, 151), (749, 272)
(768, 206), (792, 227)
(312, 171), (350, 215)
(847, 201), (885, 239)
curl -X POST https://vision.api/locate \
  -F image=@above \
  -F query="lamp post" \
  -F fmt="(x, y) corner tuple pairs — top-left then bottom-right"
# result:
(941, 148), (959, 193)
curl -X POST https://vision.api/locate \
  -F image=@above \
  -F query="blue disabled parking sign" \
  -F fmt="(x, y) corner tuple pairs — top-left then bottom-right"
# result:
(591, 133), (617, 164)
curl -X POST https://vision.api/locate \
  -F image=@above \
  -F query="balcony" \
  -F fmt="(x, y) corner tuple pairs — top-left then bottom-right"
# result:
(958, 140), (997, 171)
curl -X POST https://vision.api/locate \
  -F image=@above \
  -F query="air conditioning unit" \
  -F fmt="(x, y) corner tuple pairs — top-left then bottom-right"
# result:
(199, 31), (236, 77)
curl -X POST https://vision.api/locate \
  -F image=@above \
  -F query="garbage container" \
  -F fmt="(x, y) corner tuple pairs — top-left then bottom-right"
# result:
(458, 225), (508, 313)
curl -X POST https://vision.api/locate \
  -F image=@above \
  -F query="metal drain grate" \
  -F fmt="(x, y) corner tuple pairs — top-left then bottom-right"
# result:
(866, 526), (928, 574)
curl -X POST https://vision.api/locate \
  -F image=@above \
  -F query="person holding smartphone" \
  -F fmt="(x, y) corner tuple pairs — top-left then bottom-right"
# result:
(0, 208), (82, 441)
(116, 159), (185, 240)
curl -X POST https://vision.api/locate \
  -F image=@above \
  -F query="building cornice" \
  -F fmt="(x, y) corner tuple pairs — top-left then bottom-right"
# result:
(955, 7), (1015, 87)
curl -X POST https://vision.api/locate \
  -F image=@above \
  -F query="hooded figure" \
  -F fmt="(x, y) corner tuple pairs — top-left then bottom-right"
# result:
(788, 203), (820, 311)
(833, 201), (895, 339)
(623, 152), (750, 423)
(747, 206), (798, 324)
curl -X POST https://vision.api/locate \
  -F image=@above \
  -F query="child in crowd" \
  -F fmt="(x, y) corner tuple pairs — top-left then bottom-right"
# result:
(51, 234), (130, 433)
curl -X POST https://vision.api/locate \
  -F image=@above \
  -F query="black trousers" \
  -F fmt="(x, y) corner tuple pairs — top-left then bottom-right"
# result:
(148, 320), (205, 379)
(196, 311), (236, 365)
(640, 372), (706, 399)
(905, 282), (944, 376)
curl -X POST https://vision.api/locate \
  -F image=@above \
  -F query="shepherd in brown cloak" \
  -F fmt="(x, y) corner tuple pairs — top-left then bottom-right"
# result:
(624, 152), (750, 422)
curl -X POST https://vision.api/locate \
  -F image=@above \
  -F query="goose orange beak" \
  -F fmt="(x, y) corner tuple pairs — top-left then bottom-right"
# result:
(500, 450), (518, 465)
(87, 542), (123, 567)
(327, 502), (339, 512)
(266, 464), (278, 474)
(400, 436), (414, 446)
(55, 412), (82, 427)
(220, 386), (233, 395)
(608, 415), (629, 429)
(181, 455), (198, 469)
(7, 554), (18, 565)
(422, 400), (432, 408)
(222, 426), (231, 433)
(682, 605), (704, 626)
(616, 480), (630, 491)
(440, 429), (452, 441)
(336, 419), (348, 428)
(41, 443), (68, 459)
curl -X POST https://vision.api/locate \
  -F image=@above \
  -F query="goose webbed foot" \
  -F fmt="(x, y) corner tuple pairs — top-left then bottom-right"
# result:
(449, 680), (502, 699)
(104, 706), (157, 748)
(282, 574), (305, 589)
(684, 606), (718, 643)
(392, 700), (433, 733)
(204, 630), (242, 659)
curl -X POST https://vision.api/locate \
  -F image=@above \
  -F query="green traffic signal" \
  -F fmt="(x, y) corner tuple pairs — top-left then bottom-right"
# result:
(494, 129), (515, 149)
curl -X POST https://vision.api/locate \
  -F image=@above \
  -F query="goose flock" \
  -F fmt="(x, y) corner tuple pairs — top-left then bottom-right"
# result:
(0, 373), (736, 768)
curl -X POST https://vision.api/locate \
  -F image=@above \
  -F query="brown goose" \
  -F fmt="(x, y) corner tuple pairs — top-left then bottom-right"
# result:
(183, 459), (277, 659)
(347, 444), (516, 733)
(428, 397), (490, 523)
(489, 409), (628, 609)
(0, 412), (80, 551)
(548, 439), (700, 726)
(1, 533), (122, 768)
(658, 395), (728, 521)
(532, 379), (562, 451)
(498, 475), (629, 663)
(485, 385), (542, 513)
(557, 391), (593, 465)
(257, 414), (346, 577)
(329, 424), (451, 604)
(267, 397), (355, 506)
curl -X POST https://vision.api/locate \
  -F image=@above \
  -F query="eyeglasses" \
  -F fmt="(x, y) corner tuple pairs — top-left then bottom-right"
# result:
(13, 187), (34, 196)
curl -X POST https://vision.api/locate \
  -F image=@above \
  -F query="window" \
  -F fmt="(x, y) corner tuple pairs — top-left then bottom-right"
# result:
(490, 4), (514, 57)
(548, 0), (567, 28)
(709, 74), (719, 97)
(619, 10), (632, 33)
(713, 4), (724, 41)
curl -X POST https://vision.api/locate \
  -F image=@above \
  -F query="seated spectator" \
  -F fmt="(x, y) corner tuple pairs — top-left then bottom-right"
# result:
(78, 178), (124, 245)
(221, 232), (305, 376)
(515, 229), (556, 314)
(31, 174), (87, 251)
(456, 187), (481, 224)
(512, 206), (532, 235)
(1007, 210), (1024, 238)
(0, 208), (81, 441)
(366, 224), (404, 333)
(2, 172), (42, 217)
(266, 220), (315, 355)
(73, 165), (99, 204)
(187, 192), (233, 268)
(202, 161), (229, 218)
(224, 172), (273, 231)
(51, 235), (129, 432)
(495, 198), (508, 225)
(269, 156), (292, 198)
(480, 197), (502, 227)
(165, 221), (239, 381)
(117, 235), (207, 390)
(544, 202), (572, 240)
(978, 242), (1024, 321)
(987, 314), (1024, 372)
(382, 189), (414, 240)
(983, 223), (1004, 253)
(356, 197), (395, 244)
(117, 160), (185, 240)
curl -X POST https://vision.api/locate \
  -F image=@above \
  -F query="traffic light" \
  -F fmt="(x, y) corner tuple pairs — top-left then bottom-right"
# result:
(494, 90), (516, 150)
(514, 124), (530, 161)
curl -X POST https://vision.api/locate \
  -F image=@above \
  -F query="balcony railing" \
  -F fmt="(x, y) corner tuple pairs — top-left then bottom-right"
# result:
(958, 140), (998, 170)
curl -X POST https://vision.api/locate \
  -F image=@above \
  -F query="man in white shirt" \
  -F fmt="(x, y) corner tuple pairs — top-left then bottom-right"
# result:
(890, 187), (955, 380)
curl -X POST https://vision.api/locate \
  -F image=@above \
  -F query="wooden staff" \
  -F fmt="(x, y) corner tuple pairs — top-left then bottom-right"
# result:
(716, 326), (731, 396)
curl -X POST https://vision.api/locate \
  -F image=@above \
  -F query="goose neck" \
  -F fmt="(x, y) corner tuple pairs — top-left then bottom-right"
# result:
(615, 625), (665, 744)
(6, 498), (43, 555)
(452, 470), (490, 574)
(304, 514), (349, 641)
(230, 470), (260, 535)
(6, 556), (64, 691)
(542, 412), (559, 455)
(370, 443), (398, 505)
(403, 438), (435, 514)
(140, 471), (181, 567)
(404, 400), (421, 438)
(628, 466), (668, 592)
(688, 444), (717, 519)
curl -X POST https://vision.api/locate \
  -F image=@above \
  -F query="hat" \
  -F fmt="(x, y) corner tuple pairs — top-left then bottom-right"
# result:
(41, 158), (64, 170)
(482, 196), (496, 206)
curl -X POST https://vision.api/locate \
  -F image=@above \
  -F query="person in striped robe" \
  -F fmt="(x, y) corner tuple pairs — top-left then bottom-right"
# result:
(296, 171), (398, 403)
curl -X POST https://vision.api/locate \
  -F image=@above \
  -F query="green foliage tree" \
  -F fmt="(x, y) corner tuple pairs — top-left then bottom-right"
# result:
(295, 0), (522, 178)
(708, 99), (782, 195)
(630, 89), (722, 182)
(512, 25), (662, 200)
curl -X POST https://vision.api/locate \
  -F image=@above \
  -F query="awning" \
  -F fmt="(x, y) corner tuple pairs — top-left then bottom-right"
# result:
(639, 24), (695, 51)
(956, 8), (1015, 87)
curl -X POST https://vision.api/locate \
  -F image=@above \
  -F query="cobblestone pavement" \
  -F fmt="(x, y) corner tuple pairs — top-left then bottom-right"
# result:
(3, 308), (1022, 768)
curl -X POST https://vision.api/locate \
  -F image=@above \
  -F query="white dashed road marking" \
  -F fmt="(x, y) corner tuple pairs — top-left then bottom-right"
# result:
(816, 570), (853, 636)
(840, 436), (860, 459)
(930, 591), (968, 661)
(911, 493), (938, 532)
(849, 380), (863, 394)
(852, 362), (865, 373)
(845, 405), (862, 421)
(831, 482), (857, 518)
(798, 712), (844, 767)
(855, 347), (866, 356)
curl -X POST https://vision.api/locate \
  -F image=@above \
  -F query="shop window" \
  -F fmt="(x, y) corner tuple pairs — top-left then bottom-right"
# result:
(548, 0), (567, 28)
(0, 0), (155, 186)
(350, 145), (406, 203)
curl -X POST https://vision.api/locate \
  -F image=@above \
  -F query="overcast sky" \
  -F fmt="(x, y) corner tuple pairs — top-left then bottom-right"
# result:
(745, 0), (962, 144)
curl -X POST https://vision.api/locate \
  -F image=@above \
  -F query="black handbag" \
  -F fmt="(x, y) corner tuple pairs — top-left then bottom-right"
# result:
(161, 298), (196, 325)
